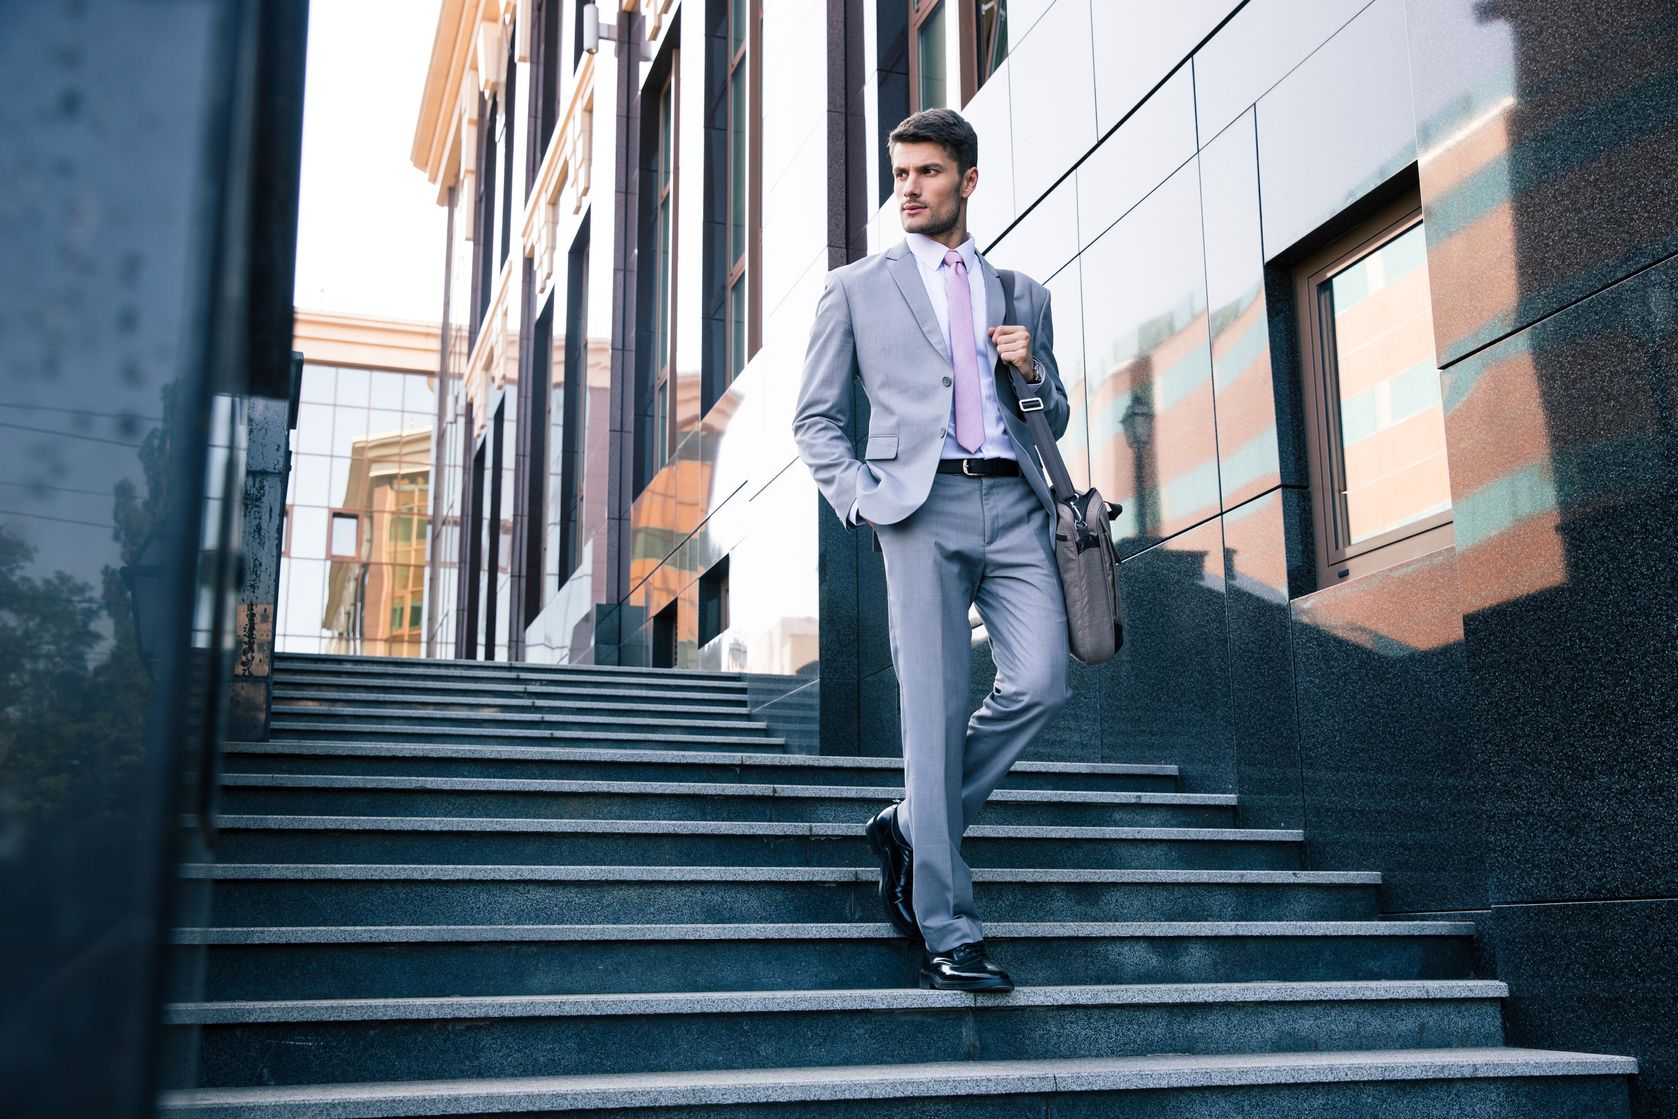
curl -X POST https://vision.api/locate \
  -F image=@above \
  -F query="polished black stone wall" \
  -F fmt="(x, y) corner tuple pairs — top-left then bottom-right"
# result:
(0, 1), (308, 1115)
(819, 0), (1676, 1110)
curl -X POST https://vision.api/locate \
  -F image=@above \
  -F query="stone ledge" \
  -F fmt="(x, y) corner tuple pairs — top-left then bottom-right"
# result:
(158, 1047), (1638, 1116)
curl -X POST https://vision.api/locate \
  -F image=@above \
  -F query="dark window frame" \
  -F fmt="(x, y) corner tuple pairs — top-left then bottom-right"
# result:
(326, 509), (362, 560)
(1294, 193), (1455, 588)
(497, 31), (518, 273)
(721, 0), (762, 387)
(958, 0), (1006, 105)
(558, 219), (591, 584)
(471, 89), (498, 346)
(520, 290), (553, 629)
(530, 0), (564, 193)
(636, 45), (681, 494)
(651, 598), (678, 669)
(697, 555), (730, 648)
(908, 0), (946, 114)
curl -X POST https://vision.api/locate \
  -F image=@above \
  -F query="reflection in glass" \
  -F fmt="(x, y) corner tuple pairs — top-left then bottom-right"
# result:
(329, 512), (359, 558)
(914, 0), (947, 110)
(279, 362), (437, 657)
(1320, 222), (1450, 547)
(322, 428), (431, 658)
(975, 0), (1007, 87)
(1080, 162), (1218, 555)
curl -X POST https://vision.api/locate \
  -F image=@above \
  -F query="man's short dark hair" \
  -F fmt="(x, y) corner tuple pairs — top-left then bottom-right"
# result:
(887, 109), (979, 177)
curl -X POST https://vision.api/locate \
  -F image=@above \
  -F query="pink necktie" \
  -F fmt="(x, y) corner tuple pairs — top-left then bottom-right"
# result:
(944, 248), (983, 453)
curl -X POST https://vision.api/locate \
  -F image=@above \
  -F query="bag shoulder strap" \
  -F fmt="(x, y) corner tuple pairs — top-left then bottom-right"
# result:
(995, 269), (1078, 501)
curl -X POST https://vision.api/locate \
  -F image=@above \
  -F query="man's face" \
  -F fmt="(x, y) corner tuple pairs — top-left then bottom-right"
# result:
(892, 140), (977, 237)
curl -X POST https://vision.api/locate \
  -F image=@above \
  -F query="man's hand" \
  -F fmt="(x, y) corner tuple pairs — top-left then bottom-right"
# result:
(988, 325), (1038, 380)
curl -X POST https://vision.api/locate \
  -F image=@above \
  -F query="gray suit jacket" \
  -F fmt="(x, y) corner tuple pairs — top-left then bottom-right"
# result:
(792, 238), (1071, 533)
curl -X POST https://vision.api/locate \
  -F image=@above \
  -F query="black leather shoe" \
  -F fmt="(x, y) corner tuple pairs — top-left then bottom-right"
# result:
(920, 941), (1014, 992)
(864, 802), (918, 939)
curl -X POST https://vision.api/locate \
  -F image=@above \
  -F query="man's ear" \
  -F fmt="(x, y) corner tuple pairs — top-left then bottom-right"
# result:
(962, 166), (980, 199)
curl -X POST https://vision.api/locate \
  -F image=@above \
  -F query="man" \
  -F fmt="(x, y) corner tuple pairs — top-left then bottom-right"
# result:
(792, 109), (1072, 992)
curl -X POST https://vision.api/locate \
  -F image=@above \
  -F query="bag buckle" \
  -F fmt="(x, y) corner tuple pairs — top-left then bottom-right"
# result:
(1018, 396), (1045, 413)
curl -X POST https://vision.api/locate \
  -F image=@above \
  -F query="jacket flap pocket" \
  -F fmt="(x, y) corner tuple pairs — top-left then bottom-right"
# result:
(864, 434), (898, 460)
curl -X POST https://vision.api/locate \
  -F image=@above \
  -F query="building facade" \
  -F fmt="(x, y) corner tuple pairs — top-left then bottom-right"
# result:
(280, 310), (443, 657)
(411, 2), (1677, 1113)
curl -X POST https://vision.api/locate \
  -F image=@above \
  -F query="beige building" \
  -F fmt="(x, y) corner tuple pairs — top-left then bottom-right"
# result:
(281, 309), (443, 657)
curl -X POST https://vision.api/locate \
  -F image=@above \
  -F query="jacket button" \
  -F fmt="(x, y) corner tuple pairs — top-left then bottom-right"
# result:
(938, 427), (947, 438)
(942, 376), (952, 387)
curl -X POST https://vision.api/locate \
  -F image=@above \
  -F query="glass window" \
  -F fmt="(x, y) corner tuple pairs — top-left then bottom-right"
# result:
(717, 0), (761, 390)
(1296, 201), (1453, 584)
(328, 456), (352, 508)
(290, 505), (327, 560)
(331, 405), (367, 459)
(290, 454), (332, 508)
(403, 374), (436, 413)
(367, 409), (405, 441)
(973, 0), (1006, 90)
(295, 402), (334, 456)
(369, 370), (405, 411)
(329, 512), (360, 559)
(335, 366), (370, 408)
(299, 364), (336, 403)
(912, 0), (947, 111)
(644, 65), (677, 484)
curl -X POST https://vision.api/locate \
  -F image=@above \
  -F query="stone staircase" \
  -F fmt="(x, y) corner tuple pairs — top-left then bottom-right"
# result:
(160, 652), (1637, 1116)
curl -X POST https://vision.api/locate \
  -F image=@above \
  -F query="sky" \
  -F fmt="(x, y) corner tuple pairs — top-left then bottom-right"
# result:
(293, 0), (448, 322)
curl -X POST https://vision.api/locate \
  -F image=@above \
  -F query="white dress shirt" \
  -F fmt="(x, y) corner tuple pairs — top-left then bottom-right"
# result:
(849, 232), (1039, 526)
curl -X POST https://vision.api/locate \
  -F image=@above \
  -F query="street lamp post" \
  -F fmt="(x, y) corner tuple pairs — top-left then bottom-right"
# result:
(1120, 388), (1155, 538)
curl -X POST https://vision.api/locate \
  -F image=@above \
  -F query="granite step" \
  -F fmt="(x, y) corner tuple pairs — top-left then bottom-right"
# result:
(185, 864), (1383, 927)
(205, 815), (1306, 870)
(270, 706), (776, 735)
(276, 704), (771, 731)
(155, 1048), (1640, 1119)
(165, 981), (1512, 1088)
(271, 677), (750, 705)
(217, 774), (1237, 826)
(171, 920), (1480, 1001)
(272, 652), (745, 686)
(271, 690), (753, 717)
(219, 741), (1181, 792)
(265, 723), (791, 752)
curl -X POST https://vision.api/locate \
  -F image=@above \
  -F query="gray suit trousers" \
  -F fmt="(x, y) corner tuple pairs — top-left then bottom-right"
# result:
(874, 469), (1072, 953)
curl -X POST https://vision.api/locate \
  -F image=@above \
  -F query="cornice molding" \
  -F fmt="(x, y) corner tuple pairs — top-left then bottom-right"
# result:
(412, 0), (479, 201)
(292, 308), (443, 374)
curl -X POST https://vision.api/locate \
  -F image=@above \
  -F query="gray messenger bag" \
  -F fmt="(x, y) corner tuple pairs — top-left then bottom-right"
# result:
(995, 270), (1125, 665)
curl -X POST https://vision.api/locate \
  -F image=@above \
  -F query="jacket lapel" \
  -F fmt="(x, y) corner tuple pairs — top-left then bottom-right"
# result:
(885, 240), (950, 362)
(978, 253), (1006, 333)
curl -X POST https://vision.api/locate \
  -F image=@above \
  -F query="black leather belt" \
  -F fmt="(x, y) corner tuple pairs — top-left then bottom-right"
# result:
(937, 457), (1020, 477)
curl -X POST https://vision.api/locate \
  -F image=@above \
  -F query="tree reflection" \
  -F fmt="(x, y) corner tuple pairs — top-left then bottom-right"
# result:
(0, 387), (170, 826)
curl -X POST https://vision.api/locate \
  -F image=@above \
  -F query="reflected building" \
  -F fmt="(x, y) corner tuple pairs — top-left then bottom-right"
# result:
(281, 311), (442, 658)
(408, 2), (1677, 1111)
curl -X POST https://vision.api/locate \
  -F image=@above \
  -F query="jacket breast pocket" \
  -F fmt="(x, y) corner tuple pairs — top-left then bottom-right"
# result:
(864, 434), (898, 460)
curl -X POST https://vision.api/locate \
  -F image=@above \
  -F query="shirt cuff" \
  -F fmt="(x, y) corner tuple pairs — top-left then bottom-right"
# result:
(848, 497), (863, 526)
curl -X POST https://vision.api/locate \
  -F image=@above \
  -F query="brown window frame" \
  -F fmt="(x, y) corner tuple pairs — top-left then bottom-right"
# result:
(723, 0), (762, 384)
(1294, 194), (1455, 589)
(327, 509), (363, 561)
(958, 0), (1006, 105)
(907, 0), (946, 113)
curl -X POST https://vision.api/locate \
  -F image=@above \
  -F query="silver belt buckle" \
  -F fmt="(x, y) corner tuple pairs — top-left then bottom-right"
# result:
(962, 458), (981, 477)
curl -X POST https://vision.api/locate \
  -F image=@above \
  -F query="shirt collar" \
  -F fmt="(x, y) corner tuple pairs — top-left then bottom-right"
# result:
(905, 230), (979, 274)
